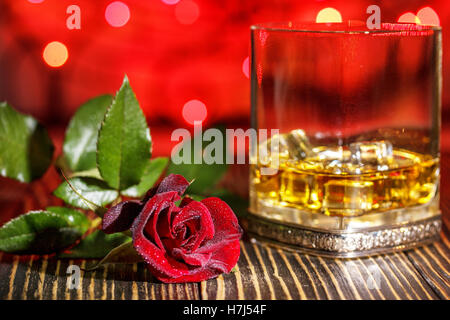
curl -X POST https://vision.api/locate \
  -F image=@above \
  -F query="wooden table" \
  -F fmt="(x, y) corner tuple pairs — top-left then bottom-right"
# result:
(0, 160), (449, 300)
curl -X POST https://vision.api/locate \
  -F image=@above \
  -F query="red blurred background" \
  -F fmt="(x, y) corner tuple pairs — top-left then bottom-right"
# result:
(0, 1), (448, 151)
(0, 0), (449, 227)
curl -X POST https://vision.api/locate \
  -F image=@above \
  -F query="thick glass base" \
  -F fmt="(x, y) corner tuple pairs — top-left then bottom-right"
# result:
(245, 196), (441, 258)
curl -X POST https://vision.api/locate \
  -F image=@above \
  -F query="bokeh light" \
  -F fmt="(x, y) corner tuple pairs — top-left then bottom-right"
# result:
(175, 0), (200, 25)
(398, 12), (421, 24)
(162, 0), (180, 5)
(105, 1), (130, 27)
(42, 41), (69, 68)
(316, 8), (342, 23)
(242, 56), (250, 79)
(182, 99), (207, 125)
(417, 7), (440, 26)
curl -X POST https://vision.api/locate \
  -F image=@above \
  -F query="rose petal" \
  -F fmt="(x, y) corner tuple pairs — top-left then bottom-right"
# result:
(102, 200), (142, 234)
(172, 248), (212, 267)
(200, 197), (243, 244)
(156, 174), (190, 195)
(132, 192), (242, 283)
(157, 235), (241, 283)
(196, 197), (242, 268)
(179, 196), (194, 208)
(143, 174), (190, 201)
(132, 191), (192, 279)
(208, 240), (241, 273)
(144, 201), (175, 251)
(155, 239), (239, 283)
(158, 198), (242, 283)
(171, 201), (215, 252)
(157, 205), (180, 240)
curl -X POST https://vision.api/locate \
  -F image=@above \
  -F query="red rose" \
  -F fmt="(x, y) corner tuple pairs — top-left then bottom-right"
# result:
(102, 174), (242, 283)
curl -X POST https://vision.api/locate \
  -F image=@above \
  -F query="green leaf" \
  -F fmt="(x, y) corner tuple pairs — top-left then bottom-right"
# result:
(69, 168), (102, 180)
(173, 193), (204, 207)
(54, 177), (118, 210)
(86, 240), (143, 271)
(59, 230), (131, 259)
(0, 102), (54, 183)
(97, 76), (152, 191)
(184, 190), (248, 216)
(184, 194), (205, 201)
(121, 157), (168, 197)
(54, 154), (71, 174)
(0, 207), (89, 254)
(167, 127), (227, 194)
(63, 95), (113, 172)
(212, 190), (249, 218)
(169, 160), (227, 195)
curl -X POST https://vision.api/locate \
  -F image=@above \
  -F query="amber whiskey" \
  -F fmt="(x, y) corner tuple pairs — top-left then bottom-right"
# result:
(250, 130), (439, 217)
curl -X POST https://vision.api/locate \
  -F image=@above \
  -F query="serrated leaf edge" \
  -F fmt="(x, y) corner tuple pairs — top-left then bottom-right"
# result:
(0, 210), (81, 243)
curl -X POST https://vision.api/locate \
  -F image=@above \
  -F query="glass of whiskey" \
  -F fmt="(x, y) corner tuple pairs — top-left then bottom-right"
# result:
(247, 22), (442, 257)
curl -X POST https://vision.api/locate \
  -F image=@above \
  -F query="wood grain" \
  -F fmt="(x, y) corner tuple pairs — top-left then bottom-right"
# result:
(198, 236), (448, 300)
(0, 159), (449, 300)
(0, 254), (200, 300)
(0, 235), (448, 300)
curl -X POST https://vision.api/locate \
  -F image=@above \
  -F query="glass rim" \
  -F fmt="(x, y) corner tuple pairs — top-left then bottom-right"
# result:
(250, 21), (442, 34)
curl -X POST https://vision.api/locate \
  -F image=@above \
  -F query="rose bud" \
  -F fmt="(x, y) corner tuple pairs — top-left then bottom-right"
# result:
(102, 174), (242, 283)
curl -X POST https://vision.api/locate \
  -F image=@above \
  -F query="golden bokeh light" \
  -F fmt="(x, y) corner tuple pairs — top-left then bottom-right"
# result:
(43, 41), (69, 68)
(316, 8), (343, 23)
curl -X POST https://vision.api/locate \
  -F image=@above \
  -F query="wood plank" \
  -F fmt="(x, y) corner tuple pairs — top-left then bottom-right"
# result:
(0, 253), (199, 300)
(405, 229), (450, 299)
(408, 186), (450, 300)
(1, 158), (449, 300)
(0, 237), (446, 300)
(201, 238), (443, 300)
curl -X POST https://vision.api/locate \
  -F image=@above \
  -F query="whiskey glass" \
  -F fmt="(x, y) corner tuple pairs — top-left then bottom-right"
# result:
(247, 22), (442, 257)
